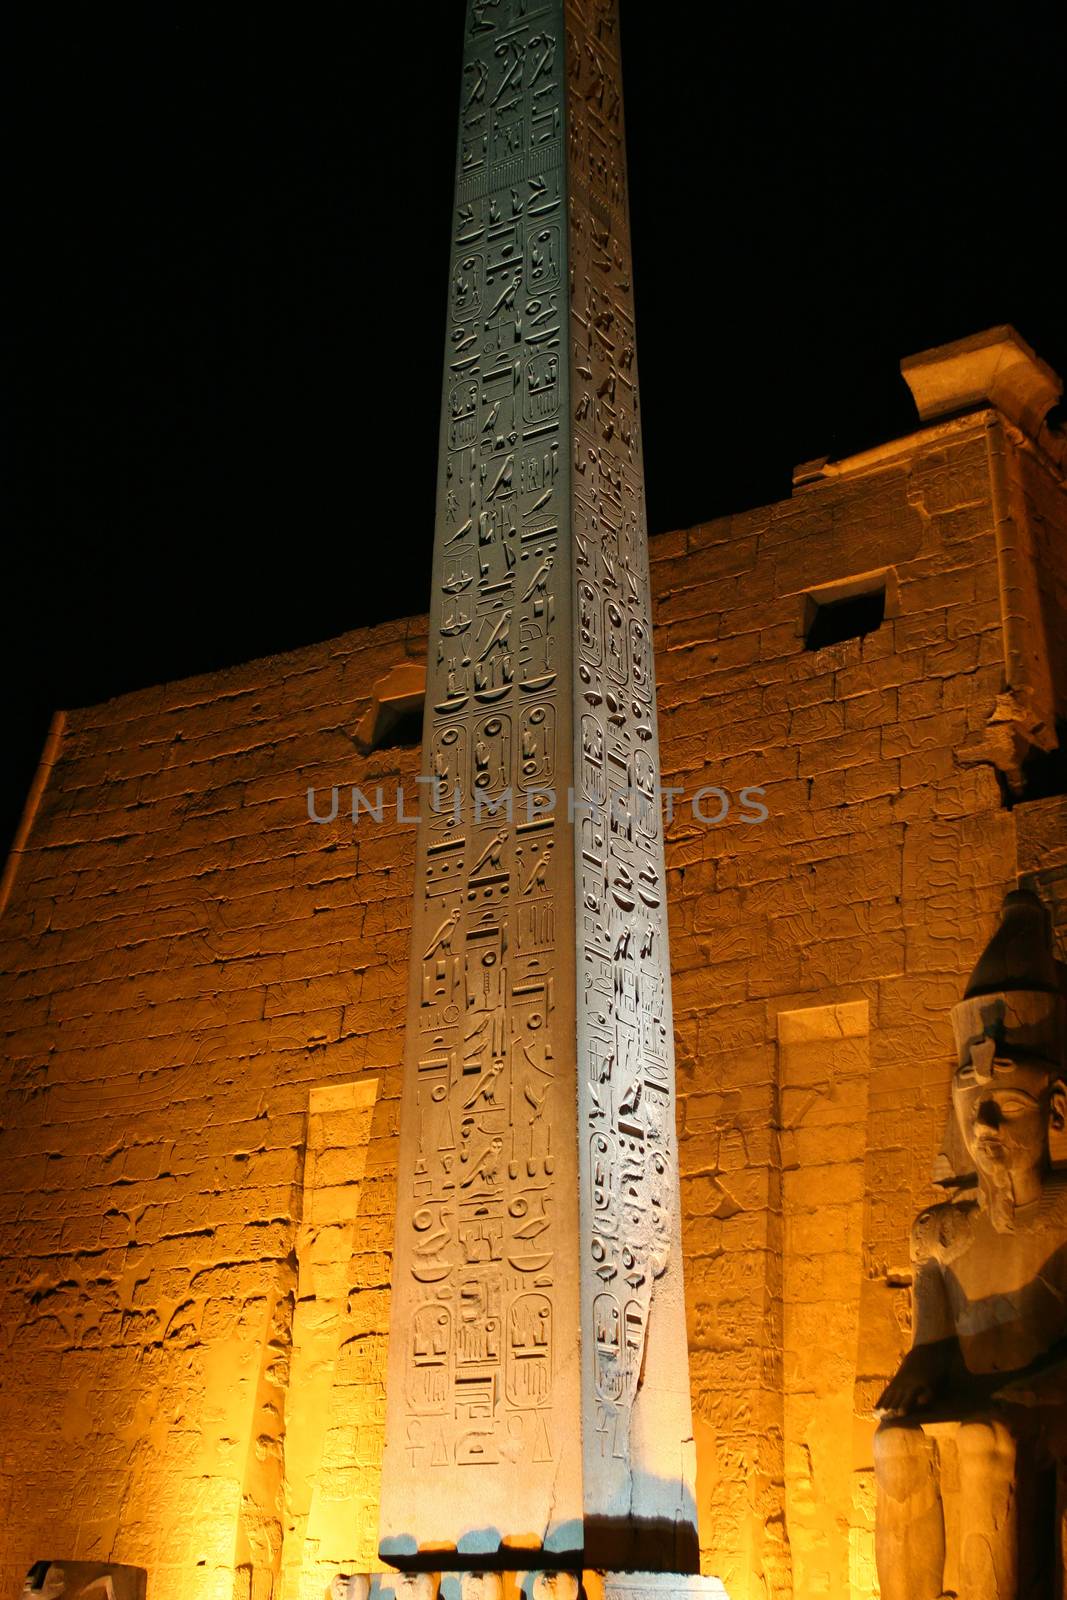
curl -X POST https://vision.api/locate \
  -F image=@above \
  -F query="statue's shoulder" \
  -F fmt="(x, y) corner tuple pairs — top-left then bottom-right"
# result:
(911, 1196), (977, 1264)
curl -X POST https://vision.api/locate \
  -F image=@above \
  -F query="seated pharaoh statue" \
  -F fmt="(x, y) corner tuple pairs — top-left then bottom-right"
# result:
(875, 887), (1067, 1599)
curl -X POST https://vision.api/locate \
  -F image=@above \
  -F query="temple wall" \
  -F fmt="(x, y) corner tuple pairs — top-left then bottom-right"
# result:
(0, 619), (426, 1599)
(653, 408), (1048, 1600)
(1, 406), (1066, 1598)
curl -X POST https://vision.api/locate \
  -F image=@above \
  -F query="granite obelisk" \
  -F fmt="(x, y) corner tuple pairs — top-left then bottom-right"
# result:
(379, 0), (697, 1568)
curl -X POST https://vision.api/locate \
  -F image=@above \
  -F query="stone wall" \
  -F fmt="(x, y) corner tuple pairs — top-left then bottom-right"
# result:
(655, 407), (1051, 1600)
(0, 620), (426, 1600)
(1, 405), (1065, 1599)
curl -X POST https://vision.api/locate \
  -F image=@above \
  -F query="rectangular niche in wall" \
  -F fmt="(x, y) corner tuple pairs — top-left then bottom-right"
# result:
(282, 1075), (381, 1593)
(802, 569), (898, 652)
(777, 1000), (873, 1600)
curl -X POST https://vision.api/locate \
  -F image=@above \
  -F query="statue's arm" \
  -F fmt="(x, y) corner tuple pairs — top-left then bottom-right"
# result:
(874, 1211), (957, 1417)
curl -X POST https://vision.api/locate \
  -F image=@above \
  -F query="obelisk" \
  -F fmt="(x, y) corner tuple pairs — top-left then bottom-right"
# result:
(379, 0), (697, 1570)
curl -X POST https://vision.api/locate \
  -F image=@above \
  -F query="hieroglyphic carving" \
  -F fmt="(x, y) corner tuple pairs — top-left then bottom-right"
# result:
(566, 0), (681, 1506)
(380, 0), (690, 1558)
(381, 5), (575, 1554)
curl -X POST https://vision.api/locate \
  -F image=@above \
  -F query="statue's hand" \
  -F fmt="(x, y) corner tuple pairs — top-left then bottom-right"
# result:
(874, 1345), (948, 1418)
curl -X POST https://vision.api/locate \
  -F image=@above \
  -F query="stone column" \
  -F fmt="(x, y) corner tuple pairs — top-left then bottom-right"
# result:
(379, 0), (696, 1569)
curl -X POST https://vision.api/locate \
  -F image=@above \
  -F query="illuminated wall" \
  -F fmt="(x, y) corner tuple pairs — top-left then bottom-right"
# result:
(1, 397), (1066, 1599)
(0, 618), (419, 1600)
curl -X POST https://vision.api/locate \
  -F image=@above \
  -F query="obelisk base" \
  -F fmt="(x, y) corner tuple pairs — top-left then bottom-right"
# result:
(596, 1576), (730, 1600)
(340, 1570), (730, 1600)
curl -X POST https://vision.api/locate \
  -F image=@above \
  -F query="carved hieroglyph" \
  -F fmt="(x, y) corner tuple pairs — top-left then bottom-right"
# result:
(379, 0), (695, 1562)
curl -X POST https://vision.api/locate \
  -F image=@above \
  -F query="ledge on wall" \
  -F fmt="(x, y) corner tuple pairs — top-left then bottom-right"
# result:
(355, 661), (427, 753)
(900, 324), (1062, 436)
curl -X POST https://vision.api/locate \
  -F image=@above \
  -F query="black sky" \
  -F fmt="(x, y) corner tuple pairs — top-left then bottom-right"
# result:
(6, 0), (1065, 859)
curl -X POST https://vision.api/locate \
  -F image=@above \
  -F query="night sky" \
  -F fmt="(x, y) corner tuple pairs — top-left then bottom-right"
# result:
(6, 0), (1065, 860)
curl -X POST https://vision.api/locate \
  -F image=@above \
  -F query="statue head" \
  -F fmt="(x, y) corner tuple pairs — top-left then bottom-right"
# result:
(936, 887), (1067, 1193)
(952, 1040), (1067, 1190)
